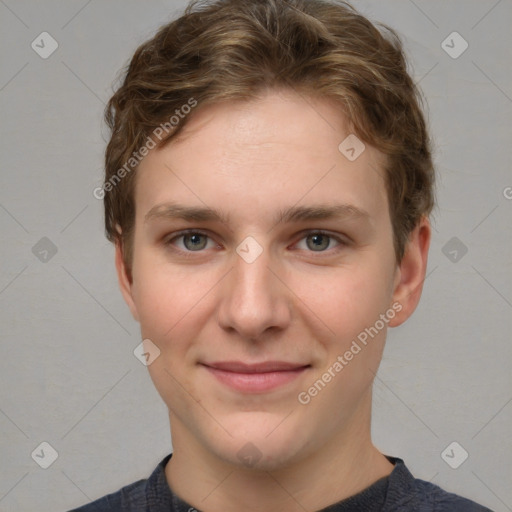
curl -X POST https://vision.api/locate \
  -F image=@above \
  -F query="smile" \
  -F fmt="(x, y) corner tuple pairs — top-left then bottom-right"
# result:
(200, 361), (311, 393)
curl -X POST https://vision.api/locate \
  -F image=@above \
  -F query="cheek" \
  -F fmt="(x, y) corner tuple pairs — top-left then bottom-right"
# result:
(132, 265), (208, 408)
(295, 268), (391, 418)
(130, 255), (218, 369)
(291, 259), (394, 343)
(131, 245), (197, 334)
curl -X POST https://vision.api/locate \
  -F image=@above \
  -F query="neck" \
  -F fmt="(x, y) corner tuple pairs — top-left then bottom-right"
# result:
(165, 394), (394, 512)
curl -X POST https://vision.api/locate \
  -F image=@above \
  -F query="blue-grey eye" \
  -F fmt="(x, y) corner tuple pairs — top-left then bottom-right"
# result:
(182, 233), (208, 251)
(306, 233), (331, 251)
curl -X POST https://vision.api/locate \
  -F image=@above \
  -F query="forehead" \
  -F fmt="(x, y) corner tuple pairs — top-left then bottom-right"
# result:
(135, 89), (389, 227)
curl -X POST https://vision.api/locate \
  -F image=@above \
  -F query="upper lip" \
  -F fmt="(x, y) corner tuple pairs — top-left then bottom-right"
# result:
(201, 361), (310, 373)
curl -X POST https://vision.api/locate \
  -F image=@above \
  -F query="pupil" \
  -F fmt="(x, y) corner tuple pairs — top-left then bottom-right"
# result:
(309, 234), (329, 251)
(185, 234), (205, 250)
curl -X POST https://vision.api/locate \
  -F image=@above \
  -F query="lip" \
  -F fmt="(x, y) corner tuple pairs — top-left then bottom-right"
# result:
(200, 361), (310, 393)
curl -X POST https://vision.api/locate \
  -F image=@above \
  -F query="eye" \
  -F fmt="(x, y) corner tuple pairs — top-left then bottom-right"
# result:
(164, 229), (348, 257)
(166, 230), (217, 252)
(294, 231), (345, 253)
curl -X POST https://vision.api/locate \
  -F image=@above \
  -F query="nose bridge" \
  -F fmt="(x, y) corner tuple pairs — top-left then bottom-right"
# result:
(233, 245), (272, 301)
(217, 238), (290, 338)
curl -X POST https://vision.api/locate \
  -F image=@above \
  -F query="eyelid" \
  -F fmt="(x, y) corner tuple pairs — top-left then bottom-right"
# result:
(293, 228), (349, 245)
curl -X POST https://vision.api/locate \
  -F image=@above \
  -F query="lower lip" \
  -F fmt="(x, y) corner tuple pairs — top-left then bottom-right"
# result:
(202, 365), (309, 393)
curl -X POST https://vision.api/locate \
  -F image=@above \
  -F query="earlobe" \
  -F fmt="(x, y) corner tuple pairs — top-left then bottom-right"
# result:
(114, 238), (139, 322)
(388, 216), (431, 327)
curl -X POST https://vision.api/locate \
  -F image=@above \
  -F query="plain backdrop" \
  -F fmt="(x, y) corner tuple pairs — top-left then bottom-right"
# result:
(0, 1), (511, 511)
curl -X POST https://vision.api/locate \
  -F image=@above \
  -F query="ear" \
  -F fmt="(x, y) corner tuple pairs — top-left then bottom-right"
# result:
(388, 216), (431, 327)
(114, 236), (139, 322)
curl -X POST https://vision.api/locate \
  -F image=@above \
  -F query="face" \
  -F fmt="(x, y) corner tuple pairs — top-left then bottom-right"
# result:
(116, 88), (429, 471)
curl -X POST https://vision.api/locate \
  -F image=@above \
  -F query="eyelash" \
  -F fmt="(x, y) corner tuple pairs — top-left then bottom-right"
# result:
(164, 229), (349, 258)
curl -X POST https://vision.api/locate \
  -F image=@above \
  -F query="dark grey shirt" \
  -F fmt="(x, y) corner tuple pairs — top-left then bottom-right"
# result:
(69, 453), (493, 511)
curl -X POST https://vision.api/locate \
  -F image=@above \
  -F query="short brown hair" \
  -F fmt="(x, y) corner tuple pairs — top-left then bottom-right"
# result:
(103, 0), (435, 271)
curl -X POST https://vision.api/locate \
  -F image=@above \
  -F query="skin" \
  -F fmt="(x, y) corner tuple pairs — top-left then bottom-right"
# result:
(115, 88), (431, 512)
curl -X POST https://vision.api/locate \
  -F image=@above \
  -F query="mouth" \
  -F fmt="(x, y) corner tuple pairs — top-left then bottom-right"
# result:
(200, 361), (311, 393)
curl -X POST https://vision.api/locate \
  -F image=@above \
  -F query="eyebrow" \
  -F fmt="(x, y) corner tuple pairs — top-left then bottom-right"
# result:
(144, 202), (371, 227)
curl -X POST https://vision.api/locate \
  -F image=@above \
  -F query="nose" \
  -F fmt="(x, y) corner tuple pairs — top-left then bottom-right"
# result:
(216, 243), (291, 341)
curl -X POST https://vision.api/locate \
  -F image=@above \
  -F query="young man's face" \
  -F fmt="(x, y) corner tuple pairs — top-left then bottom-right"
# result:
(116, 89), (429, 471)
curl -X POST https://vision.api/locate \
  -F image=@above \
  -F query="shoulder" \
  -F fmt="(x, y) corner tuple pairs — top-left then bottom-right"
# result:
(67, 478), (147, 511)
(413, 478), (493, 511)
(385, 457), (494, 512)
(67, 453), (173, 511)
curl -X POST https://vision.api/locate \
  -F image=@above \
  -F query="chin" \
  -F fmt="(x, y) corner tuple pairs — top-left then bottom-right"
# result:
(205, 412), (312, 472)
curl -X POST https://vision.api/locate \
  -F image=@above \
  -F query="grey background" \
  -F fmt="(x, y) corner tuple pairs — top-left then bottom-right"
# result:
(0, 0), (511, 510)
